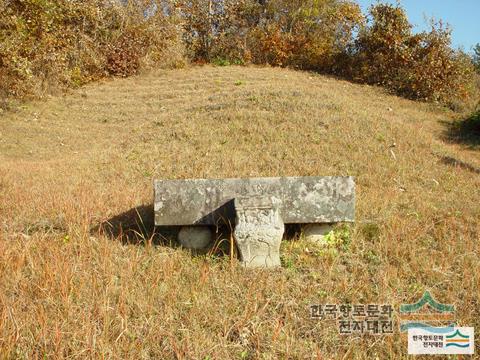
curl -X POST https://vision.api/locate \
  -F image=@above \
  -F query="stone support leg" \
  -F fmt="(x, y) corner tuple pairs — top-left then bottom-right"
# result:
(302, 224), (334, 244)
(178, 226), (213, 250)
(234, 196), (284, 268)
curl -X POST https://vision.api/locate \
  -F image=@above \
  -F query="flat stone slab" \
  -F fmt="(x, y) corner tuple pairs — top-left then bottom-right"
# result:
(154, 176), (355, 226)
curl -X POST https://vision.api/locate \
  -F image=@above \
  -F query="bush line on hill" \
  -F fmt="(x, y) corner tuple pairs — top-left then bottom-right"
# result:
(1, 0), (479, 111)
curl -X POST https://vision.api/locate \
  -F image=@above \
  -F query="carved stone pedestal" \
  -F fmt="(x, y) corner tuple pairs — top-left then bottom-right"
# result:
(234, 196), (284, 268)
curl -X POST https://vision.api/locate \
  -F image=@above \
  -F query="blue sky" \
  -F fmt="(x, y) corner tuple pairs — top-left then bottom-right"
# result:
(356, 0), (479, 52)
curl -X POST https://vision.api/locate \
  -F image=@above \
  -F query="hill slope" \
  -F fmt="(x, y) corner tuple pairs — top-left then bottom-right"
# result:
(0, 66), (479, 358)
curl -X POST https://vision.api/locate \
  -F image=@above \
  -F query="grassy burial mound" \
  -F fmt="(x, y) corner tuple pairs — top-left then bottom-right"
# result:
(0, 66), (479, 358)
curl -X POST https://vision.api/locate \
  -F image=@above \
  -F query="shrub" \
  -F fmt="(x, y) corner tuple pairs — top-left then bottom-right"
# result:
(176, 0), (257, 63)
(348, 3), (477, 108)
(448, 110), (480, 148)
(1, 0), (478, 112)
(282, 0), (364, 72)
(177, 0), (363, 69)
(0, 0), (181, 107)
(106, 27), (149, 77)
(249, 0), (364, 71)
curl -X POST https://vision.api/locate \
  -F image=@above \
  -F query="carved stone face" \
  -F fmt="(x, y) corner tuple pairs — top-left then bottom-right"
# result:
(237, 207), (277, 225)
(235, 195), (282, 225)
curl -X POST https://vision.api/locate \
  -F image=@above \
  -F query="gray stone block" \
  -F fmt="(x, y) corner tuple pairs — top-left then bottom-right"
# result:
(302, 224), (334, 244)
(154, 176), (355, 226)
(178, 226), (213, 250)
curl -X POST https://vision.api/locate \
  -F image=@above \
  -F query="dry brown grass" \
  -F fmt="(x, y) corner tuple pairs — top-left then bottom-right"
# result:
(0, 65), (479, 359)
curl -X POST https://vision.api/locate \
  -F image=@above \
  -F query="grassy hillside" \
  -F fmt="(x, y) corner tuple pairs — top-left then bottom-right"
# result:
(0, 66), (479, 358)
